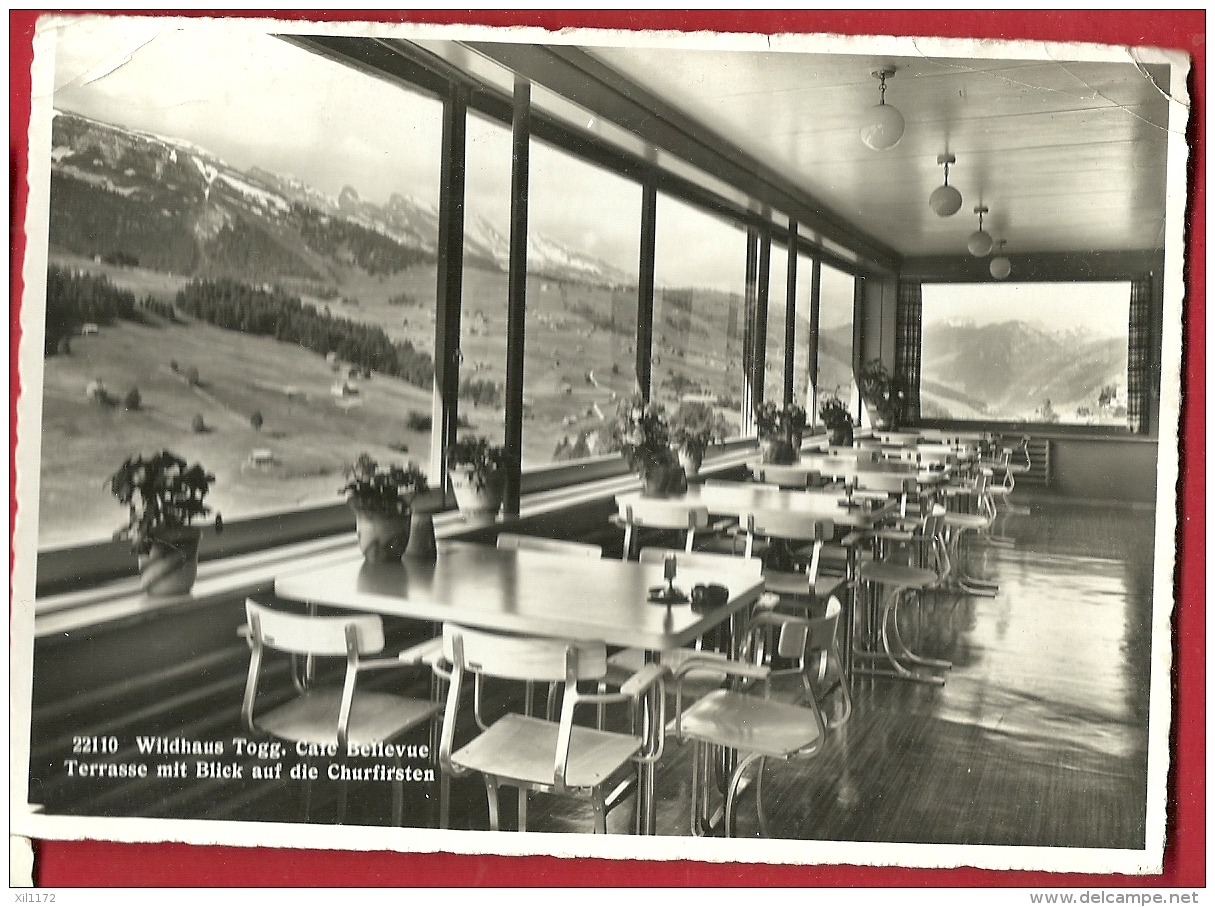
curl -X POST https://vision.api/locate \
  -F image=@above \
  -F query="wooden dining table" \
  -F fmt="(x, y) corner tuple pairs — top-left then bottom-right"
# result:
(274, 540), (765, 835)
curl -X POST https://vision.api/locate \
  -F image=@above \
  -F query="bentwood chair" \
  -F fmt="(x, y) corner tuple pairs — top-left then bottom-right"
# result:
(617, 499), (710, 560)
(241, 599), (442, 825)
(668, 600), (849, 837)
(605, 548), (764, 697)
(434, 623), (666, 833)
(941, 468), (1001, 596)
(854, 507), (954, 685)
(740, 510), (838, 607)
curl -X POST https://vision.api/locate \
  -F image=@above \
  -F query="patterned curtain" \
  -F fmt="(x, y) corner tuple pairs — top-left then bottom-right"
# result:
(1126, 276), (1153, 434)
(894, 280), (923, 423)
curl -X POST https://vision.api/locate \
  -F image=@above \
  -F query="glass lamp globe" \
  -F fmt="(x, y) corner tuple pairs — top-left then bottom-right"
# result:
(990, 255), (1012, 279)
(967, 229), (993, 257)
(859, 103), (905, 151)
(929, 184), (963, 217)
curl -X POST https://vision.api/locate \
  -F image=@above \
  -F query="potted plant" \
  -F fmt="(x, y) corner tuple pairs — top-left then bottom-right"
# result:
(669, 401), (726, 478)
(858, 359), (907, 430)
(613, 394), (686, 497)
(446, 435), (508, 518)
(753, 401), (803, 464)
(107, 450), (221, 596)
(818, 394), (855, 447)
(341, 453), (429, 562)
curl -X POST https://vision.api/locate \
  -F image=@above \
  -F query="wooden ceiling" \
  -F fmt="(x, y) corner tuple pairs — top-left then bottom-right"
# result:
(576, 45), (1173, 260)
(439, 35), (1176, 262)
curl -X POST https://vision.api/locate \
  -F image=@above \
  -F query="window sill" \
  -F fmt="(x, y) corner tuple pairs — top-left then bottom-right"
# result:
(30, 442), (759, 638)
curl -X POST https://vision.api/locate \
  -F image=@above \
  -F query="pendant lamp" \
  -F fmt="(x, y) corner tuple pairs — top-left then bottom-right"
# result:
(989, 241), (1011, 280)
(967, 206), (993, 257)
(859, 68), (905, 151)
(928, 153), (962, 216)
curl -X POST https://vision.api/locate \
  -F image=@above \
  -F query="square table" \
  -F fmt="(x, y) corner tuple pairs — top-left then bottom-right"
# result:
(275, 540), (765, 834)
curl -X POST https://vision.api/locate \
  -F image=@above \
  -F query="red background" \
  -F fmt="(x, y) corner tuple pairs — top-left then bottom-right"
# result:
(9, 9), (1205, 888)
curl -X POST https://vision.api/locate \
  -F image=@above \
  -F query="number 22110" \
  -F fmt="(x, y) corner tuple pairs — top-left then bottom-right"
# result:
(72, 735), (119, 754)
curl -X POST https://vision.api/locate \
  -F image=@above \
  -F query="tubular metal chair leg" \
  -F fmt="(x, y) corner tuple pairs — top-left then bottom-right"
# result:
(855, 586), (946, 685)
(485, 777), (502, 832)
(391, 755), (404, 826)
(724, 751), (764, 838)
(592, 794), (608, 834)
(439, 771), (451, 829)
(754, 756), (771, 839)
(888, 591), (952, 670)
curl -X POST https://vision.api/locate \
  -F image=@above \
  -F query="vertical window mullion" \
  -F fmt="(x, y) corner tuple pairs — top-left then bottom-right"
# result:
(503, 77), (530, 517)
(784, 222), (798, 406)
(807, 255), (822, 421)
(636, 178), (658, 400)
(431, 83), (468, 488)
(741, 227), (760, 435)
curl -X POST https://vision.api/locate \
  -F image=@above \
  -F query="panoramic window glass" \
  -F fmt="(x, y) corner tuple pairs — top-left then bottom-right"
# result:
(523, 138), (641, 467)
(816, 263), (858, 422)
(763, 242), (790, 405)
(920, 282), (1131, 425)
(792, 252), (816, 410)
(42, 25), (441, 547)
(459, 112), (514, 449)
(650, 194), (747, 441)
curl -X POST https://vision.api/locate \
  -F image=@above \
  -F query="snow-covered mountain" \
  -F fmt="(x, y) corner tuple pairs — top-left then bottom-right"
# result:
(48, 109), (635, 287)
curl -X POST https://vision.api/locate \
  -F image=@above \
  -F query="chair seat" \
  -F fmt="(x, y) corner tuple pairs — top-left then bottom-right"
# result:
(451, 713), (641, 791)
(858, 561), (939, 588)
(678, 690), (824, 758)
(944, 512), (991, 530)
(762, 569), (847, 599)
(258, 690), (440, 748)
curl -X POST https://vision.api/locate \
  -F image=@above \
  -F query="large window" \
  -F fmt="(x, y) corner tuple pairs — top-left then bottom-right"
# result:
(459, 112), (514, 449)
(920, 282), (1131, 426)
(792, 252), (816, 410)
(651, 195), (748, 439)
(523, 139), (641, 467)
(42, 25), (442, 547)
(816, 263), (858, 422)
(763, 242), (790, 405)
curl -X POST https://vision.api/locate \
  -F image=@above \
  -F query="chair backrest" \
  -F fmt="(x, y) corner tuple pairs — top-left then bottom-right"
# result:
(824, 446), (876, 461)
(245, 599), (384, 657)
(618, 499), (709, 531)
(496, 532), (602, 558)
(751, 464), (816, 489)
(853, 472), (917, 495)
(746, 595), (842, 662)
(743, 509), (835, 543)
(638, 547), (763, 577)
(442, 622), (607, 683)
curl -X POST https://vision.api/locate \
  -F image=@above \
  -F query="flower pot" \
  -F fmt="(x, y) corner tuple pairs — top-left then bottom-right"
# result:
(449, 465), (504, 518)
(352, 505), (412, 563)
(137, 526), (202, 596)
(640, 464), (687, 498)
(760, 437), (797, 465)
(677, 446), (703, 478)
(828, 424), (854, 448)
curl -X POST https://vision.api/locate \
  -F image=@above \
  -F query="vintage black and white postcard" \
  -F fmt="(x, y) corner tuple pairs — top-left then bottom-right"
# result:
(10, 11), (1192, 881)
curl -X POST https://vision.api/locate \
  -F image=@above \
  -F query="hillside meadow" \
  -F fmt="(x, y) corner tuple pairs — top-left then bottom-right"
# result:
(37, 314), (435, 548)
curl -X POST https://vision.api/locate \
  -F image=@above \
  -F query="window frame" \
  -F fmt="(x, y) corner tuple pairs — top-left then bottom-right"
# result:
(32, 33), (882, 592)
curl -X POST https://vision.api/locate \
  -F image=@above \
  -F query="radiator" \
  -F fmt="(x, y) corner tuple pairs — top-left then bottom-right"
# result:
(1002, 437), (1051, 488)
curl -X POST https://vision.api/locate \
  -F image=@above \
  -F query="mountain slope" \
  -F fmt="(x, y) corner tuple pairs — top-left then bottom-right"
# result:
(48, 110), (634, 290)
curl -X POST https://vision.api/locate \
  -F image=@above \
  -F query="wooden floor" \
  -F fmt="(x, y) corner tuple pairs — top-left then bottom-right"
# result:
(27, 495), (1157, 850)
